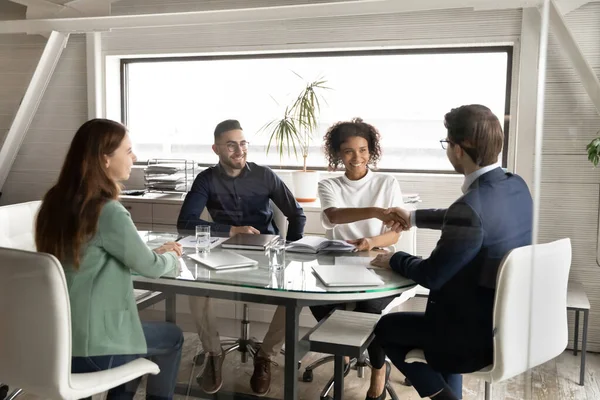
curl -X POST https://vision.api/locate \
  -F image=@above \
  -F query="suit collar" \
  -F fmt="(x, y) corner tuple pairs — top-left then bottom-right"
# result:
(463, 166), (506, 193)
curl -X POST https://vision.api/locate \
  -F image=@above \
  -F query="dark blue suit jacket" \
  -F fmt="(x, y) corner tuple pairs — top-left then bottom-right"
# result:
(390, 167), (533, 373)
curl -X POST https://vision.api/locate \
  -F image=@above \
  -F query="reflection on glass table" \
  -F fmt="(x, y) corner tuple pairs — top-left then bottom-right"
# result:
(139, 231), (415, 294)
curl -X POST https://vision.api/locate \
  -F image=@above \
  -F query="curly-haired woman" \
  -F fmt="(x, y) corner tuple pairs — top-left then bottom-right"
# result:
(310, 118), (405, 400)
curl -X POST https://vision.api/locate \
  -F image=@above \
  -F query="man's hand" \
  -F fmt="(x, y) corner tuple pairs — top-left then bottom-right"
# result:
(230, 226), (260, 236)
(346, 237), (374, 252)
(154, 241), (183, 257)
(370, 253), (393, 269)
(382, 207), (411, 233)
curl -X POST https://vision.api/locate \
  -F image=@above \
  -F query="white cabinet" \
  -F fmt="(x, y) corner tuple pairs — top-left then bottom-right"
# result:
(303, 209), (325, 236)
(152, 203), (182, 226)
(120, 201), (153, 229)
(120, 195), (326, 235)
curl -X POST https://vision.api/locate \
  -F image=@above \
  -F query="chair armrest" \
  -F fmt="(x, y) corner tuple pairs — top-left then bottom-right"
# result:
(68, 358), (159, 399)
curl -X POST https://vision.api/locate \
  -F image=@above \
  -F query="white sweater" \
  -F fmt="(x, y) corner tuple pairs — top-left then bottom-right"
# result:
(318, 169), (403, 241)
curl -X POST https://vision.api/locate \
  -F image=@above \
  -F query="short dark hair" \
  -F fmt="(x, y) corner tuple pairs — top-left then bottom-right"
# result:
(323, 118), (382, 171)
(444, 105), (504, 167)
(214, 119), (242, 140)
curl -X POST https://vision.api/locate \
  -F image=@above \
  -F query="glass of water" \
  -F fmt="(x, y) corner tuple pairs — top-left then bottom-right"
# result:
(268, 238), (286, 271)
(195, 225), (211, 254)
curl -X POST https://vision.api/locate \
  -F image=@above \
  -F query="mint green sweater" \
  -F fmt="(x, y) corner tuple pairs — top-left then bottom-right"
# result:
(63, 200), (178, 356)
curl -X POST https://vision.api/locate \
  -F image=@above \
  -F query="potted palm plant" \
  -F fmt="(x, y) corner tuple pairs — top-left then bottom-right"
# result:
(587, 132), (600, 166)
(260, 74), (330, 202)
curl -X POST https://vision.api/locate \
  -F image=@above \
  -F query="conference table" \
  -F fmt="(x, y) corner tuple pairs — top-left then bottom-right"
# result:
(133, 231), (416, 400)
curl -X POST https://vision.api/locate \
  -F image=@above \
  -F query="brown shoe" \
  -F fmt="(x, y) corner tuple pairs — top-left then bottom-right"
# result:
(197, 351), (224, 394)
(250, 356), (271, 395)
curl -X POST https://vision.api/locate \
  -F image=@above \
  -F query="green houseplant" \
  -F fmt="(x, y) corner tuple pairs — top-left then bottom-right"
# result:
(260, 74), (330, 201)
(587, 132), (600, 166)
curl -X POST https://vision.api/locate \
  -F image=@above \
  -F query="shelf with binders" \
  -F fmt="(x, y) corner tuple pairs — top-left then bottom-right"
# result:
(143, 159), (196, 194)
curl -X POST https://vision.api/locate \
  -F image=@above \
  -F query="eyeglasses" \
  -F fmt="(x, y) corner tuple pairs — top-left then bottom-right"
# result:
(440, 139), (479, 163)
(218, 141), (249, 152)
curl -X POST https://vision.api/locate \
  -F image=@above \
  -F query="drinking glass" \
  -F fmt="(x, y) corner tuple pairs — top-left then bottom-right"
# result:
(268, 237), (286, 271)
(195, 225), (211, 254)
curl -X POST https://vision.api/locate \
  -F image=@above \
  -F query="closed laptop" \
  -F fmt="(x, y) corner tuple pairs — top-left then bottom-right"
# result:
(187, 250), (259, 270)
(221, 233), (279, 251)
(312, 265), (384, 287)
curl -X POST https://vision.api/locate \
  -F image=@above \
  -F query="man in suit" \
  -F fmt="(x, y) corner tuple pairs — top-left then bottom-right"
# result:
(370, 105), (533, 400)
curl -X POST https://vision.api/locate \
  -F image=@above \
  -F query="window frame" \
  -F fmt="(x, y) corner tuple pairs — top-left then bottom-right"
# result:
(120, 45), (513, 174)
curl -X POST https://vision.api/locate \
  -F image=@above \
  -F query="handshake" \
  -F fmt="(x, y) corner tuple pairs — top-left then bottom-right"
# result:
(376, 207), (411, 233)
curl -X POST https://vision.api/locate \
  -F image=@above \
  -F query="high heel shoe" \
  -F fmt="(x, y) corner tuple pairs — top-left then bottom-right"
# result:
(364, 362), (391, 400)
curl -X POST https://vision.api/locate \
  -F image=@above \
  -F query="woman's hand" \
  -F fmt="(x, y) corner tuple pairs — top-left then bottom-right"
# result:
(346, 237), (374, 252)
(154, 241), (183, 257)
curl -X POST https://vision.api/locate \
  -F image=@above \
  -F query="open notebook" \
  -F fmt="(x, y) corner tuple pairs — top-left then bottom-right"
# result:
(286, 236), (356, 254)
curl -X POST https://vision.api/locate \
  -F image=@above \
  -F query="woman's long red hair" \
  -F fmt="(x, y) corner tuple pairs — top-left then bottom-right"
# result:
(35, 119), (127, 268)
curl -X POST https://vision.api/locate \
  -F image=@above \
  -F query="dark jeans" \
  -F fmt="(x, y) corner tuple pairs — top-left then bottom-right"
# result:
(310, 296), (395, 369)
(72, 321), (183, 400)
(375, 312), (462, 399)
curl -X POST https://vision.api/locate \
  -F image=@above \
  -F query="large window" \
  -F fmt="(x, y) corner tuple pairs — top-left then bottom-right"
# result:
(122, 47), (511, 172)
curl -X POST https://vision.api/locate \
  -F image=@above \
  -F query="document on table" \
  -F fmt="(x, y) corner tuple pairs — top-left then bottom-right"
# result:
(334, 256), (374, 267)
(176, 235), (221, 248)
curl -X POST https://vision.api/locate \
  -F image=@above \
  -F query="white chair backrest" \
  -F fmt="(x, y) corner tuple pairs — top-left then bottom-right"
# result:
(0, 247), (72, 399)
(200, 200), (287, 238)
(0, 200), (42, 250)
(272, 201), (287, 239)
(490, 238), (571, 383)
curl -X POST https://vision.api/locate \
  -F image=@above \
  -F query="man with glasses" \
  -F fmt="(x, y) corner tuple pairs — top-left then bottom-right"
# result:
(371, 105), (533, 400)
(177, 119), (306, 395)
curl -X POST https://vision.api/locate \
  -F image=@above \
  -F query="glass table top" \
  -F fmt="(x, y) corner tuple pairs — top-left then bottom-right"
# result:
(139, 231), (415, 295)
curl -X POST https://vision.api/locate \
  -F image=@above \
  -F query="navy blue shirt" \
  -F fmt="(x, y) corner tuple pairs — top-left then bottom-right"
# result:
(177, 162), (306, 241)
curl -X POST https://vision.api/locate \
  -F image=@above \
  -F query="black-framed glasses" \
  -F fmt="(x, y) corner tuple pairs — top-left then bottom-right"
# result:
(440, 139), (479, 163)
(440, 139), (451, 150)
(218, 141), (249, 152)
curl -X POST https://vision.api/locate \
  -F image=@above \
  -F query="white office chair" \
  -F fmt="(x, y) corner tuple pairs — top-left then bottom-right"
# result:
(0, 200), (41, 250)
(0, 247), (160, 400)
(303, 226), (418, 400)
(404, 238), (572, 400)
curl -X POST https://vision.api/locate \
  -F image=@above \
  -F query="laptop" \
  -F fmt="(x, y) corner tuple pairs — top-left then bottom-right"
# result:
(221, 233), (279, 251)
(312, 265), (385, 287)
(187, 250), (259, 270)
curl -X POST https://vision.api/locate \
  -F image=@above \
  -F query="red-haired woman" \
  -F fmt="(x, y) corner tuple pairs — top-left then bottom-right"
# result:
(36, 118), (183, 400)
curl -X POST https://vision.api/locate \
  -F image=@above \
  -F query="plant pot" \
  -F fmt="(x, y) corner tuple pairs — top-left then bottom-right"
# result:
(292, 170), (320, 202)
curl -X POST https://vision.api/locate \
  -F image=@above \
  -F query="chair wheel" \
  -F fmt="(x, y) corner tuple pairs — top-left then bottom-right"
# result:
(402, 378), (412, 387)
(0, 385), (9, 400)
(193, 353), (205, 366)
(302, 369), (313, 382)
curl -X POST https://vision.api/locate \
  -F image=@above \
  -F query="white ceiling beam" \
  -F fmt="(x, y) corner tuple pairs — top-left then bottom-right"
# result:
(9, 0), (63, 20)
(0, 31), (69, 192)
(548, 0), (600, 115)
(473, 0), (543, 10)
(86, 32), (103, 119)
(514, 7), (542, 189)
(9, 0), (115, 19)
(0, 0), (548, 35)
(555, 0), (593, 14)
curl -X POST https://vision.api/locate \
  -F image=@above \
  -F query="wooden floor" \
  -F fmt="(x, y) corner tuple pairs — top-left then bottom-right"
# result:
(12, 332), (599, 399)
